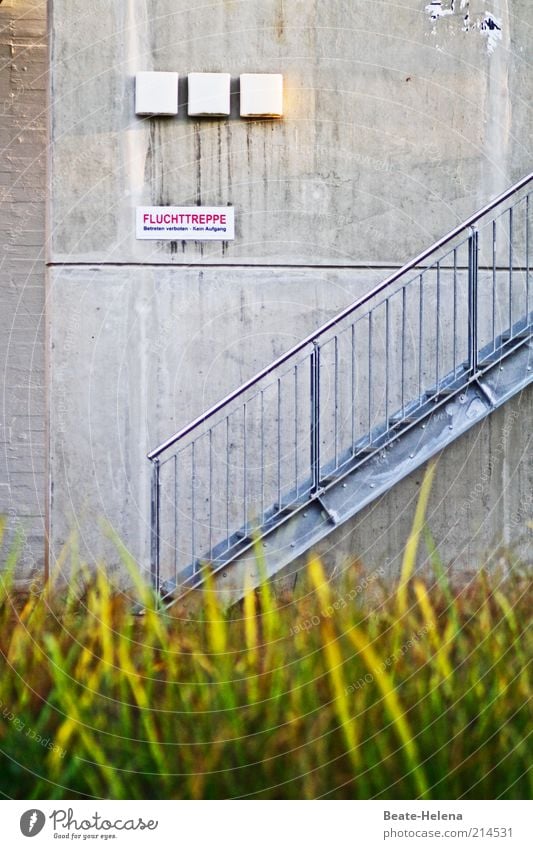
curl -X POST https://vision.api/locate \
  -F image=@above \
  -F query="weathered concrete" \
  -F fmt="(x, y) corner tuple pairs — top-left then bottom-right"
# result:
(48, 265), (386, 574)
(41, 0), (533, 584)
(48, 261), (532, 585)
(0, 0), (47, 578)
(49, 0), (532, 266)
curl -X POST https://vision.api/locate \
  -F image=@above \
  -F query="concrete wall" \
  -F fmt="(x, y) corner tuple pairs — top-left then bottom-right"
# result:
(49, 0), (532, 266)
(45, 0), (532, 582)
(0, 0), (47, 579)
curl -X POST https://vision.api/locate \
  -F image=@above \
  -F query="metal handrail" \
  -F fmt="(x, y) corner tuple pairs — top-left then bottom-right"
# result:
(148, 170), (533, 460)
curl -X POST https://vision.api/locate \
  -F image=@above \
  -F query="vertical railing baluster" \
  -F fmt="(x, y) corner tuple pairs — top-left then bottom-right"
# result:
(368, 312), (373, 444)
(453, 248), (457, 378)
(191, 442), (196, 572)
(468, 226), (479, 374)
(277, 377), (281, 507)
(226, 416), (230, 549)
(492, 218), (497, 350)
(351, 322), (356, 453)
(294, 365), (298, 495)
(310, 341), (321, 493)
(260, 390), (265, 519)
(208, 430), (213, 559)
(509, 207), (513, 336)
(436, 261), (440, 390)
(150, 458), (160, 592)
(385, 299), (390, 428)
(243, 404), (247, 532)
(418, 274), (424, 400)
(526, 193), (530, 323)
(401, 287), (406, 417)
(174, 454), (178, 582)
(334, 335), (339, 469)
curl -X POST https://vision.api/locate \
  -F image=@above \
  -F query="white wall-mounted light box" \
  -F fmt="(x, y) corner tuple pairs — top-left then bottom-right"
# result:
(135, 72), (179, 116)
(188, 73), (231, 116)
(240, 74), (283, 117)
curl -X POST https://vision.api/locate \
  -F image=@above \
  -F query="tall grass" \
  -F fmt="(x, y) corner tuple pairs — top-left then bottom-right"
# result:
(0, 483), (531, 800)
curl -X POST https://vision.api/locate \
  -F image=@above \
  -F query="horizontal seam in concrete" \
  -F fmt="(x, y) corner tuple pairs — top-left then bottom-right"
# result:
(46, 262), (530, 271)
(46, 261), (405, 270)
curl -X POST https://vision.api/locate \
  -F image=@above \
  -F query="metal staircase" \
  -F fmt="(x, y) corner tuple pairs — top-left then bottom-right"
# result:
(147, 173), (533, 608)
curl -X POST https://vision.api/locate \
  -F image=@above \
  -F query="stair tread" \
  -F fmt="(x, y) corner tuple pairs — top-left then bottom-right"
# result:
(274, 498), (309, 513)
(501, 328), (531, 341)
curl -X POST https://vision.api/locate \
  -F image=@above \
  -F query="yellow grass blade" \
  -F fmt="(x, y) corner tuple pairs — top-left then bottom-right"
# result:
(253, 537), (279, 648)
(413, 580), (452, 681)
(243, 578), (258, 666)
(309, 556), (360, 768)
(397, 460), (437, 618)
(202, 567), (227, 656)
(347, 624), (429, 798)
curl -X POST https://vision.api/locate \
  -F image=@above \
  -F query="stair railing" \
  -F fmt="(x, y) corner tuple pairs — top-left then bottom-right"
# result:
(148, 172), (532, 594)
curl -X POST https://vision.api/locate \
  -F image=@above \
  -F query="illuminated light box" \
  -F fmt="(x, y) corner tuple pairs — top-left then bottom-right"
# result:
(135, 72), (179, 116)
(240, 74), (283, 117)
(188, 73), (231, 116)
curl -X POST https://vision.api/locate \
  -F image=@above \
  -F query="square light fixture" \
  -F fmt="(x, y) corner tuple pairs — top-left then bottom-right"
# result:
(240, 73), (283, 117)
(188, 72), (231, 116)
(135, 71), (179, 116)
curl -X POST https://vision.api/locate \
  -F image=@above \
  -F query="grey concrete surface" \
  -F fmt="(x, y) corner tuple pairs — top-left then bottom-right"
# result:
(48, 262), (532, 585)
(0, 0), (47, 579)
(49, 0), (532, 265)
(47, 264), (386, 576)
(45, 0), (532, 586)
(3, 1), (532, 587)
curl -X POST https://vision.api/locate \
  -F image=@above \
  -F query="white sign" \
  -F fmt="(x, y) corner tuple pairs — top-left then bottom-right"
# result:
(136, 206), (234, 240)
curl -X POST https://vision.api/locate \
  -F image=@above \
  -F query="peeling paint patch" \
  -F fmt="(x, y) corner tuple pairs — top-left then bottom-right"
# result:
(425, 1), (503, 54)
(425, 1), (455, 21)
(477, 13), (502, 54)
